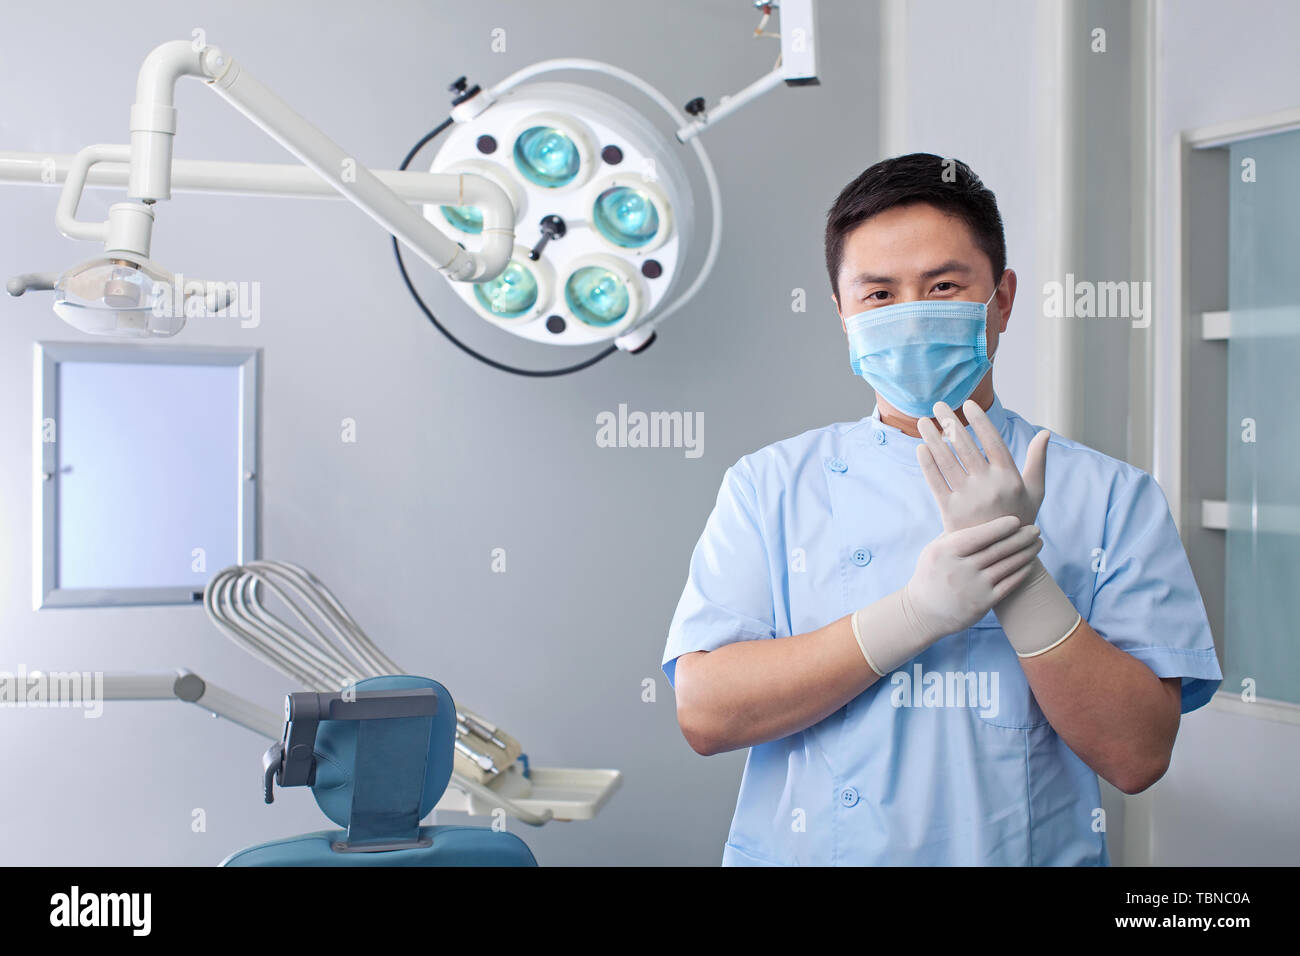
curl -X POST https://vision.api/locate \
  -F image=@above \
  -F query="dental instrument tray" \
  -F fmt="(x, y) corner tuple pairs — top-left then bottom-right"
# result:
(437, 762), (622, 821)
(445, 706), (623, 820)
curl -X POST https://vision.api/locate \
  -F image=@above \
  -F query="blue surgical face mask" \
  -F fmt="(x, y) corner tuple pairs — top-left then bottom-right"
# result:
(843, 283), (999, 418)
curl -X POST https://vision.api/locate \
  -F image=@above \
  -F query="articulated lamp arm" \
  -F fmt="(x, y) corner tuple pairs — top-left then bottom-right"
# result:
(129, 39), (513, 282)
(1, 38), (515, 312)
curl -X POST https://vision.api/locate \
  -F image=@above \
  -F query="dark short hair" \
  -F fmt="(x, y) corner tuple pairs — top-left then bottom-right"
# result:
(824, 153), (1006, 301)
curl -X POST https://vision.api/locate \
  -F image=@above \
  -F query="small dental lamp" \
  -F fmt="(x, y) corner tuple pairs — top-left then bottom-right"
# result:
(2, 0), (820, 374)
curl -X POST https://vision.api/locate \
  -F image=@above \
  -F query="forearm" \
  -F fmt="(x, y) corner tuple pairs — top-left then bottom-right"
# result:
(1018, 620), (1180, 793)
(674, 517), (1041, 756)
(674, 614), (879, 755)
(995, 559), (1178, 792)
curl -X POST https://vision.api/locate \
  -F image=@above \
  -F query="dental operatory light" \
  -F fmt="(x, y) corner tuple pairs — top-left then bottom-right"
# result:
(420, 79), (693, 350)
(3, 0), (820, 374)
(53, 255), (174, 336)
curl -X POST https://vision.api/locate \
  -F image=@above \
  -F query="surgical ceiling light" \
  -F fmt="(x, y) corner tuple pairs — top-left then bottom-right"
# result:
(423, 78), (695, 350)
(2, 0), (821, 374)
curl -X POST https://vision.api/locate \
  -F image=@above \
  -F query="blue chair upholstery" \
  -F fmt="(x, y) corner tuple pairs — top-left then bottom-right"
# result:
(221, 826), (536, 867)
(220, 675), (537, 866)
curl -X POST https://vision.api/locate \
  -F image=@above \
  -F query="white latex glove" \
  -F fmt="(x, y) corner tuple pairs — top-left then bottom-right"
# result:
(906, 514), (1044, 637)
(993, 555), (1083, 657)
(916, 399), (1050, 532)
(851, 515), (1043, 676)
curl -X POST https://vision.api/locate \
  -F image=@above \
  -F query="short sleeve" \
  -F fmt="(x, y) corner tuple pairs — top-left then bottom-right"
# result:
(1089, 470), (1223, 714)
(661, 462), (776, 689)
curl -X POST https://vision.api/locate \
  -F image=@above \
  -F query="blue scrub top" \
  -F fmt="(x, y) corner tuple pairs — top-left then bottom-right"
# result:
(662, 394), (1222, 866)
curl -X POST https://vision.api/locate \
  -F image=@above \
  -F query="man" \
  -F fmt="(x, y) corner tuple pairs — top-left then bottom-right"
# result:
(661, 153), (1222, 866)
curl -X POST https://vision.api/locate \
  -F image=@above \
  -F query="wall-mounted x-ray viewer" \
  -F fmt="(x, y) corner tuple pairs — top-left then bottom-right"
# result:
(34, 342), (260, 608)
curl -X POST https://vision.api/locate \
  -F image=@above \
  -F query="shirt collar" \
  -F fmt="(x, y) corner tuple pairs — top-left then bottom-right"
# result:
(848, 393), (1013, 468)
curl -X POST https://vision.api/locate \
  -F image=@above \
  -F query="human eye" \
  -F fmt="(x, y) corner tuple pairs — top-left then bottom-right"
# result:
(931, 281), (960, 295)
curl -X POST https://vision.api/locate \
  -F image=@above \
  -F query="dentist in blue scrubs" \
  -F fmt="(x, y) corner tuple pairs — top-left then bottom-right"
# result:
(662, 153), (1223, 866)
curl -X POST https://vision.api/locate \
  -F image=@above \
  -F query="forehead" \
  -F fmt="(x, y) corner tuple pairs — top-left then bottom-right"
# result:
(838, 203), (986, 283)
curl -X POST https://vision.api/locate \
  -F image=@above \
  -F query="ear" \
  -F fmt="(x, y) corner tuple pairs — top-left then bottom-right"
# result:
(996, 269), (1016, 333)
(832, 292), (845, 333)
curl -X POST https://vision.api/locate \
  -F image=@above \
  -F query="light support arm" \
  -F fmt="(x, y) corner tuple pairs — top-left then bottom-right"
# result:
(54, 145), (161, 263)
(189, 42), (510, 281)
(674, 0), (820, 143)
(1, 146), (506, 302)
(0, 152), (482, 202)
(4, 38), (514, 290)
(128, 40), (204, 201)
(674, 68), (786, 144)
(55, 145), (127, 244)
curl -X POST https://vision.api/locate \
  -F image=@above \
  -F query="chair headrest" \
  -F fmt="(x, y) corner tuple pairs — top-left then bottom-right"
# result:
(307, 675), (457, 830)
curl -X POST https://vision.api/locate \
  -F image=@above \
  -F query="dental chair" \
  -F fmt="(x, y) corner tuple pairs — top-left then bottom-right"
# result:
(220, 675), (538, 866)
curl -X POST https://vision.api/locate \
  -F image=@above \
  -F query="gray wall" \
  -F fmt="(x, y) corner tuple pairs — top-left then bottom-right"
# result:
(0, 0), (883, 865)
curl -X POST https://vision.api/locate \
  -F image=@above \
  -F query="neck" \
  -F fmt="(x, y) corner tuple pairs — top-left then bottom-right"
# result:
(877, 377), (996, 438)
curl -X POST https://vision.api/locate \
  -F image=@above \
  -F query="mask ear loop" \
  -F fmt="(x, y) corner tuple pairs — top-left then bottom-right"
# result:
(985, 279), (1002, 363)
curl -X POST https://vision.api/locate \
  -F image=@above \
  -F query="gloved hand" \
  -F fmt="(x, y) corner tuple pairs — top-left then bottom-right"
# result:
(851, 515), (1044, 677)
(916, 399), (1050, 532)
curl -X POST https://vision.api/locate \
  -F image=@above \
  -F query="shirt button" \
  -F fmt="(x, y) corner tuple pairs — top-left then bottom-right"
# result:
(873, 429), (887, 445)
(851, 548), (871, 567)
(827, 457), (847, 473)
(840, 787), (859, 807)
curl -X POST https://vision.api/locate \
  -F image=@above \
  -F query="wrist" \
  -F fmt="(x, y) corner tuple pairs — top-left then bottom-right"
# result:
(993, 557), (1081, 657)
(898, 580), (944, 646)
(851, 587), (941, 678)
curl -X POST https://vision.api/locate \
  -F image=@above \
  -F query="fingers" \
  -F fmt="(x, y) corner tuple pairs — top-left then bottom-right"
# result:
(948, 514), (1021, 556)
(982, 535), (1043, 582)
(917, 414), (967, 488)
(916, 444), (953, 502)
(972, 524), (1041, 569)
(991, 559), (1038, 603)
(1022, 429), (1051, 513)
(933, 401), (986, 474)
(962, 400), (1016, 469)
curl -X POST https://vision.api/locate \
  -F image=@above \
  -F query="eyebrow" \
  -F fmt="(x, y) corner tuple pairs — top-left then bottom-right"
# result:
(846, 260), (975, 287)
